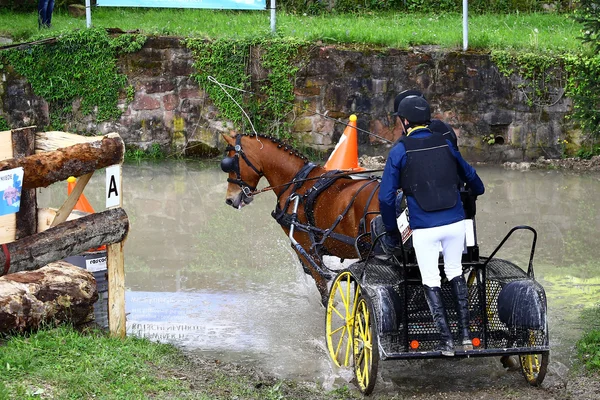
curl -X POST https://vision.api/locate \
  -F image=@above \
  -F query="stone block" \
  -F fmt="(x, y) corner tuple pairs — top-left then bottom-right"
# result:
(163, 93), (179, 111)
(132, 94), (161, 111)
(293, 117), (313, 133)
(179, 88), (201, 99)
(145, 79), (175, 94)
(483, 110), (513, 126)
(181, 98), (202, 113)
(313, 117), (334, 134)
(371, 79), (387, 94)
(294, 86), (320, 96)
(170, 57), (194, 76)
(294, 96), (319, 116)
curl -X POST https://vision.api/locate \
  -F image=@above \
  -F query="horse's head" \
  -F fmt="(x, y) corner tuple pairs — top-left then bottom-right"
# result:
(221, 134), (263, 209)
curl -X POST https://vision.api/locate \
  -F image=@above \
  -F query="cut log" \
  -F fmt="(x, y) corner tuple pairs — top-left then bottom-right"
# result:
(0, 134), (124, 189)
(0, 261), (98, 334)
(35, 131), (106, 153)
(0, 208), (129, 276)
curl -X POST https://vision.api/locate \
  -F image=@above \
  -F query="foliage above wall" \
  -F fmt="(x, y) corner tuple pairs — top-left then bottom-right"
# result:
(184, 37), (309, 140)
(491, 49), (600, 143)
(2, 28), (146, 131)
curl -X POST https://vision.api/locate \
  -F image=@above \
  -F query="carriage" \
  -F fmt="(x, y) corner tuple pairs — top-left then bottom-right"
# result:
(220, 133), (549, 395)
(323, 213), (549, 395)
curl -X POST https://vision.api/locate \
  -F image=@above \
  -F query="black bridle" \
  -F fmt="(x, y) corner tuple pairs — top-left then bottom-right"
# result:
(220, 135), (263, 197)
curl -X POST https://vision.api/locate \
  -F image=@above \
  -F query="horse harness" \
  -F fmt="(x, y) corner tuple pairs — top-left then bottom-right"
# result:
(271, 164), (380, 258)
(222, 134), (381, 259)
(220, 134), (263, 197)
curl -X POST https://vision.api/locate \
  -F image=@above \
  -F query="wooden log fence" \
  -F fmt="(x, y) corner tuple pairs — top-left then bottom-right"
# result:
(0, 127), (127, 337)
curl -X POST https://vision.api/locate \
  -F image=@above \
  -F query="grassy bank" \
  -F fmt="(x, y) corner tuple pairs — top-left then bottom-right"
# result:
(0, 8), (581, 53)
(577, 305), (600, 373)
(0, 325), (357, 400)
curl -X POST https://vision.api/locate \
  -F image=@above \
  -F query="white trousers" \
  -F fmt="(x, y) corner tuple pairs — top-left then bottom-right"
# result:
(412, 220), (465, 288)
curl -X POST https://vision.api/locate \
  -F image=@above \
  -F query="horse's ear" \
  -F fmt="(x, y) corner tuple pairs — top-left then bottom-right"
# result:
(222, 133), (235, 146)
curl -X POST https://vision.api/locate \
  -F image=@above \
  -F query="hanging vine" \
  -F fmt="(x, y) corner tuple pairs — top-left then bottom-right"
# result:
(184, 36), (309, 140)
(2, 28), (146, 131)
(491, 49), (600, 142)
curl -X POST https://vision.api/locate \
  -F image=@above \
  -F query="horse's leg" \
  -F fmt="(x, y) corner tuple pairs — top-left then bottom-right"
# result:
(293, 249), (331, 307)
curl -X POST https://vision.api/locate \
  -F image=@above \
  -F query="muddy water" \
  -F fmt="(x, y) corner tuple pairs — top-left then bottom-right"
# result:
(38, 162), (600, 390)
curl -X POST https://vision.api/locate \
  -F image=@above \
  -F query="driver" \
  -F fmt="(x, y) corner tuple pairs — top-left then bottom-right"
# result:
(378, 95), (485, 356)
(391, 89), (459, 151)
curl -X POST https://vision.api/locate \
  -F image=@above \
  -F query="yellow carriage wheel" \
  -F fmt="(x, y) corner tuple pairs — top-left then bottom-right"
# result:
(353, 295), (379, 395)
(325, 271), (361, 367)
(519, 331), (549, 386)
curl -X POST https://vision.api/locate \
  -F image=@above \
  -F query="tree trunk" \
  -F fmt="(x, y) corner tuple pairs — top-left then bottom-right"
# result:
(0, 208), (129, 276)
(0, 134), (124, 189)
(0, 261), (98, 334)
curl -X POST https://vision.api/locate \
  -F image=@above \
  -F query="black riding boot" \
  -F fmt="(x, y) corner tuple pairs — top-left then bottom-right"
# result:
(423, 285), (454, 356)
(450, 275), (473, 350)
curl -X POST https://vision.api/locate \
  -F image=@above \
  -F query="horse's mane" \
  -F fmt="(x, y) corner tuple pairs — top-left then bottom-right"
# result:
(241, 133), (311, 165)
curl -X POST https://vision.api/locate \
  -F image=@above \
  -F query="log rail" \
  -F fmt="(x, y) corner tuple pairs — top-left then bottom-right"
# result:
(0, 127), (127, 337)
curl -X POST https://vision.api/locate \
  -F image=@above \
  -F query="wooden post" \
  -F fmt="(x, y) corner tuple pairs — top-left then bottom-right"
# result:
(50, 172), (93, 228)
(12, 127), (37, 240)
(108, 240), (125, 338)
(106, 165), (125, 338)
(0, 130), (15, 244)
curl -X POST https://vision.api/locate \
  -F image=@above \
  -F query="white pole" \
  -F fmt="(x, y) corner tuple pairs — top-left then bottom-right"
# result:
(462, 0), (468, 51)
(86, 0), (92, 28)
(270, 0), (276, 34)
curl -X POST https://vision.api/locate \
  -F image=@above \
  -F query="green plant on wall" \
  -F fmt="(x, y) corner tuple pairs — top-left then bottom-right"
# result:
(184, 37), (308, 140)
(0, 116), (9, 131)
(3, 28), (146, 131)
(563, 53), (600, 139)
(491, 50), (562, 108)
(184, 38), (252, 130)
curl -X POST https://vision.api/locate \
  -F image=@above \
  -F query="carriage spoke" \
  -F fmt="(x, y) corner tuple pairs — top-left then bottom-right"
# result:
(331, 304), (345, 320)
(326, 271), (360, 368)
(353, 295), (379, 395)
(333, 326), (347, 357)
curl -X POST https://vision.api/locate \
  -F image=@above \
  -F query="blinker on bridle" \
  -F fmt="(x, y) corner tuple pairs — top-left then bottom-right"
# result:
(221, 135), (263, 197)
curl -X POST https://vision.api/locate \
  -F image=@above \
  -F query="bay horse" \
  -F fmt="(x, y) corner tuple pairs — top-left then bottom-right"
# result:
(221, 133), (381, 306)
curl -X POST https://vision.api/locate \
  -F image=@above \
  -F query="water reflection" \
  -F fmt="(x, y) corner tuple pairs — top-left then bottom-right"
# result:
(37, 162), (600, 387)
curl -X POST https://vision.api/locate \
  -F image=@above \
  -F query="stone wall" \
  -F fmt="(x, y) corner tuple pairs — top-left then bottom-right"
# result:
(1, 37), (574, 162)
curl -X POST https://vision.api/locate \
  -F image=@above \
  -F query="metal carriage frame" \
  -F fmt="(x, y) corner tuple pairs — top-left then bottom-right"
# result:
(324, 224), (550, 395)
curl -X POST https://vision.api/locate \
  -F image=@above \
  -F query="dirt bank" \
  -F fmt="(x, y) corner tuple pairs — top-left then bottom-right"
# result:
(172, 351), (600, 399)
(504, 156), (600, 172)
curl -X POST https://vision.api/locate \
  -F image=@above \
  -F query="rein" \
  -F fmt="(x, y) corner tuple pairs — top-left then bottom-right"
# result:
(249, 168), (384, 197)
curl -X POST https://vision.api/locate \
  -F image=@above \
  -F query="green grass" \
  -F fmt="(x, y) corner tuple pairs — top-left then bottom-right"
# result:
(0, 325), (360, 399)
(0, 8), (583, 53)
(0, 325), (188, 399)
(577, 306), (600, 373)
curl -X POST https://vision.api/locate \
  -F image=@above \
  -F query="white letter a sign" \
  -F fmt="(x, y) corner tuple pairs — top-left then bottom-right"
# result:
(106, 165), (121, 208)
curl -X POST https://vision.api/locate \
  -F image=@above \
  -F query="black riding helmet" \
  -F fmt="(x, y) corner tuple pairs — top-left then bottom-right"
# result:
(392, 89), (424, 116)
(397, 95), (431, 125)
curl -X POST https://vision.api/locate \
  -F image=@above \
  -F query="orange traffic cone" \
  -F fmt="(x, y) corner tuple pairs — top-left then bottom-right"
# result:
(67, 176), (96, 214)
(67, 176), (105, 252)
(324, 114), (365, 171)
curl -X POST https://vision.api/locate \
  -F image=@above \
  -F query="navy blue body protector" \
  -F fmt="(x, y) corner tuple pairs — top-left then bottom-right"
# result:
(399, 132), (460, 212)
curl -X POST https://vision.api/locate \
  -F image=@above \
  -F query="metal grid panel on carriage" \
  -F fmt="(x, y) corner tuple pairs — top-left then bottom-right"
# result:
(404, 269), (485, 352)
(359, 257), (408, 353)
(358, 257), (486, 354)
(484, 258), (548, 349)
